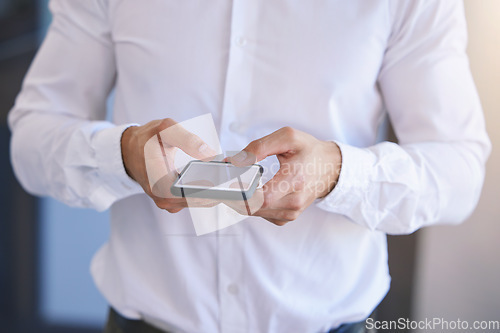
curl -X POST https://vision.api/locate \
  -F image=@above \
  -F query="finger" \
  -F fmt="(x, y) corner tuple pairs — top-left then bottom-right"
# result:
(222, 200), (250, 216)
(158, 122), (217, 160)
(254, 206), (300, 223)
(154, 196), (219, 211)
(184, 196), (221, 208)
(145, 138), (178, 197)
(222, 187), (265, 215)
(154, 198), (189, 210)
(263, 217), (289, 226)
(154, 197), (189, 206)
(162, 199), (220, 213)
(261, 166), (304, 204)
(256, 192), (307, 214)
(252, 191), (314, 224)
(230, 127), (304, 166)
(165, 207), (184, 214)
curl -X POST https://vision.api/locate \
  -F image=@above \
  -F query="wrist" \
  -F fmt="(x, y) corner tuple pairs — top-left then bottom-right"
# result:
(120, 125), (139, 181)
(318, 141), (342, 198)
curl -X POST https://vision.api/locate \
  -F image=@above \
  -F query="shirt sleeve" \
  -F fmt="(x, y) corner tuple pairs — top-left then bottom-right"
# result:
(8, 0), (143, 212)
(316, 0), (491, 235)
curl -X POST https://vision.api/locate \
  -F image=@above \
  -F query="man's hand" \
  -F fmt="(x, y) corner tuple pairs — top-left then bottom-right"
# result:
(228, 127), (342, 226)
(121, 118), (217, 213)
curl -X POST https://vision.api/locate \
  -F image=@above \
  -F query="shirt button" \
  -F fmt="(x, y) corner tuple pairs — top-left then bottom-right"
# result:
(235, 36), (247, 47)
(227, 283), (239, 295)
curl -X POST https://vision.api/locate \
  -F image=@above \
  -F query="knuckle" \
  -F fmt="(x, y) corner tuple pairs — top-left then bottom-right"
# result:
(287, 196), (304, 211)
(262, 193), (272, 209)
(274, 221), (287, 227)
(283, 210), (300, 221)
(293, 176), (306, 191)
(146, 122), (161, 138)
(154, 198), (176, 210)
(249, 139), (264, 156)
(186, 135), (203, 148)
(158, 118), (176, 131)
(154, 200), (167, 210)
(147, 119), (162, 131)
(281, 126), (297, 140)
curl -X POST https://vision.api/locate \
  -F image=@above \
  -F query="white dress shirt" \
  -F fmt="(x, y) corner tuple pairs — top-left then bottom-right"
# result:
(9, 1), (490, 332)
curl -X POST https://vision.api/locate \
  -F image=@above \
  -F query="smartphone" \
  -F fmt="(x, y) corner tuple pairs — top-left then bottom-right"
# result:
(171, 160), (263, 200)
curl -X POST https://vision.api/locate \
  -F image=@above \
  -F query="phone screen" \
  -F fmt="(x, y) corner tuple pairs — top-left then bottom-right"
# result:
(175, 161), (261, 192)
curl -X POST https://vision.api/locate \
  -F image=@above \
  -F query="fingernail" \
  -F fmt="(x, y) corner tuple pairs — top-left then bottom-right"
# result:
(198, 143), (208, 153)
(232, 151), (248, 163)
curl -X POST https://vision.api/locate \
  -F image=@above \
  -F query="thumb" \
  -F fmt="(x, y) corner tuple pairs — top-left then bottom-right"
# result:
(158, 122), (217, 160)
(230, 127), (302, 167)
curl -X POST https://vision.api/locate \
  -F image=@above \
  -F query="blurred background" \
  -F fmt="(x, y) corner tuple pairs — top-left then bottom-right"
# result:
(0, 1), (498, 332)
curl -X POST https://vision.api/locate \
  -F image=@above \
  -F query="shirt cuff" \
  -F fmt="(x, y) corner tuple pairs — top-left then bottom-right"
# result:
(90, 123), (143, 211)
(316, 141), (377, 224)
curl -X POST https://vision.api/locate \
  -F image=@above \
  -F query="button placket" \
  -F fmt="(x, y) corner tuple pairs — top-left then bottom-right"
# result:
(217, 224), (247, 333)
(217, 2), (262, 330)
(217, 4), (259, 151)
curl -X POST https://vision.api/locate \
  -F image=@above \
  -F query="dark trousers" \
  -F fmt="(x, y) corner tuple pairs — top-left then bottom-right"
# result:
(104, 307), (367, 333)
